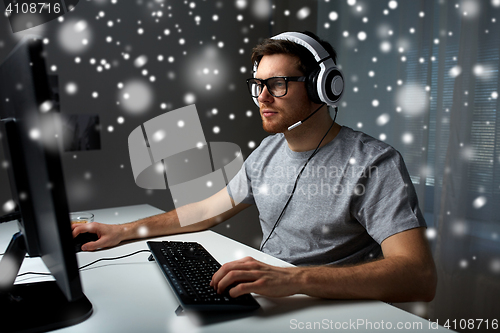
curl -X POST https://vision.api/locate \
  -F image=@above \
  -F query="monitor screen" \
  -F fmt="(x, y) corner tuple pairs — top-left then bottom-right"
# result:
(0, 37), (92, 332)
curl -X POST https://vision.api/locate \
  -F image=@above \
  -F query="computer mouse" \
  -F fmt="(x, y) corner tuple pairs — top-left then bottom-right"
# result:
(73, 233), (99, 252)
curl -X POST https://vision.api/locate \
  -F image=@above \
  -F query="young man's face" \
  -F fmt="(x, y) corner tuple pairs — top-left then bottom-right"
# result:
(255, 53), (316, 134)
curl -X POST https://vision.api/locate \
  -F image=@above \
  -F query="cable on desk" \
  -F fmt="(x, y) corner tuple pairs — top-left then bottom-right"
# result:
(14, 249), (151, 278)
(16, 271), (52, 278)
(78, 249), (151, 270)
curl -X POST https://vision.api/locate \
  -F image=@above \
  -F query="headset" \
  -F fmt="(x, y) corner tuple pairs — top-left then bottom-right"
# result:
(251, 31), (344, 108)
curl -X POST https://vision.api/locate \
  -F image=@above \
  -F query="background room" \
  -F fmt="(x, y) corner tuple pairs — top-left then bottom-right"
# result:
(0, 0), (499, 331)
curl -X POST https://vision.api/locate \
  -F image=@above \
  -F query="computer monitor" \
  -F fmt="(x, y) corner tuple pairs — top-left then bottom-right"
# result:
(0, 37), (92, 332)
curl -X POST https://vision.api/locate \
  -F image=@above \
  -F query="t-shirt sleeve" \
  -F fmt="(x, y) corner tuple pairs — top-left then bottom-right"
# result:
(227, 158), (255, 205)
(352, 148), (427, 244)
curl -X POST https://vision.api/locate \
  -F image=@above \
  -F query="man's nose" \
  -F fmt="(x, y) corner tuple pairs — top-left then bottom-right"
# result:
(258, 85), (273, 104)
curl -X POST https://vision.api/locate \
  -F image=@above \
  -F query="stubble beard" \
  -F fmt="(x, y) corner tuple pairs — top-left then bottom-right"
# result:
(261, 115), (288, 133)
(260, 104), (312, 134)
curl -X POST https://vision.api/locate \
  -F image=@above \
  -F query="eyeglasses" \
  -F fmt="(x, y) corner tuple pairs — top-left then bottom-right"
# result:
(246, 76), (306, 98)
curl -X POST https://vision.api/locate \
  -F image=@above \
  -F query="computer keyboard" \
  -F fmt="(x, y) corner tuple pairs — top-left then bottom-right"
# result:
(147, 241), (260, 312)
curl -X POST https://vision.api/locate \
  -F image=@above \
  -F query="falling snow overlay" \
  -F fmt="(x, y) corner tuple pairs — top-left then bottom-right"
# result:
(0, 0), (499, 325)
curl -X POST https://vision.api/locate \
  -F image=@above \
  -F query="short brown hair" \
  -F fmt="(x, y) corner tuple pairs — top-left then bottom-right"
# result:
(251, 31), (337, 76)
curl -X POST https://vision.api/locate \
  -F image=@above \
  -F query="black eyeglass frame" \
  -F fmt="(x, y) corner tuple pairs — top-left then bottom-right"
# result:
(246, 76), (306, 98)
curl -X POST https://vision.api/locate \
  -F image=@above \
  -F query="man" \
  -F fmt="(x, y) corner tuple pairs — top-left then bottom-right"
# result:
(73, 32), (437, 303)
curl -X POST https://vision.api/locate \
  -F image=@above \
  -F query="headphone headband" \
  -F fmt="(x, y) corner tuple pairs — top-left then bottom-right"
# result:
(271, 32), (330, 63)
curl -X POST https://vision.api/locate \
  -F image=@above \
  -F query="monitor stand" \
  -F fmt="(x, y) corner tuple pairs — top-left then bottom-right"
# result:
(0, 233), (93, 333)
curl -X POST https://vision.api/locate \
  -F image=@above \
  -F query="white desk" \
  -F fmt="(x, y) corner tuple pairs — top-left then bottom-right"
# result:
(0, 205), (451, 332)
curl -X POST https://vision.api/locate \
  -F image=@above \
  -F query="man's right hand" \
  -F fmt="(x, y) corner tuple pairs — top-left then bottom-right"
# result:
(72, 222), (123, 251)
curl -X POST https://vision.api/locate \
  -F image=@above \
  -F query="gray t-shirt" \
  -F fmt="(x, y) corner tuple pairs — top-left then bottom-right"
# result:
(228, 126), (426, 266)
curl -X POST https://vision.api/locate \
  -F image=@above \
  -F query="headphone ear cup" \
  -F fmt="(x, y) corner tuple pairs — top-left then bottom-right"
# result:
(324, 68), (344, 104)
(306, 68), (322, 104)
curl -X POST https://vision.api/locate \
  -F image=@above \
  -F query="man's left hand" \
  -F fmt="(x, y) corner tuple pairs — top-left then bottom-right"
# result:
(210, 256), (302, 298)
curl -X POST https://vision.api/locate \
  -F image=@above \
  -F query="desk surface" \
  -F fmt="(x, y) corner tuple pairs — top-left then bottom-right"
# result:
(0, 205), (450, 333)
